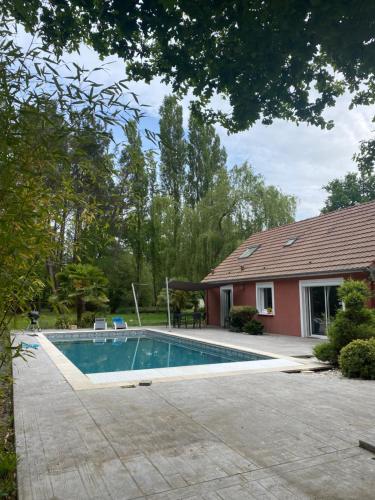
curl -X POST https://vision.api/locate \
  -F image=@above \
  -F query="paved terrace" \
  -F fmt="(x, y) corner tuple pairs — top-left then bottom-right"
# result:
(156, 327), (321, 357)
(13, 329), (375, 499)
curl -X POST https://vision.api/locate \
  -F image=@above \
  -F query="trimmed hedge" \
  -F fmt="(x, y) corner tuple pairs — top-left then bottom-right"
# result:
(313, 342), (336, 363)
(243, 319), (264, 335)
(339, 339), (375, 379)
(229, 306), (258, 332)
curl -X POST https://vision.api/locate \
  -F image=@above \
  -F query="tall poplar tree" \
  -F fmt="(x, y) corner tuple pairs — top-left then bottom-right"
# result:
(159, 95), (186, 203)
(119, 120), (148, 285)
(186, 112), (227, 207)
(159, 95), (186, 272)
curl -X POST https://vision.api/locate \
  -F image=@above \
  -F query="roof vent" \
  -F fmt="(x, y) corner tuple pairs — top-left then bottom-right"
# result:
(284, 236), (298, 247)
(239, 245), (260, 259)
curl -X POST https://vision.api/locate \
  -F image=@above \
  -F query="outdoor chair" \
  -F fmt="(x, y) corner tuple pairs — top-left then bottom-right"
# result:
(192, 311), (202, 329)
(172, 312), (182, 328)
(112, 316), (128, 329)
(94, 318), (107, 330)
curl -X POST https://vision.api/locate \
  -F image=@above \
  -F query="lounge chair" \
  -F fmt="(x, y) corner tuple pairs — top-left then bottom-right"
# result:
(94, 318), (107, 330)
(112, 317), (128, 330)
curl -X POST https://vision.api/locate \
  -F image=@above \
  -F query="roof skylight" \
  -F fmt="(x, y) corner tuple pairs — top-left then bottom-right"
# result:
(239, 245), (260, 259)
(284, 236), (298, 247)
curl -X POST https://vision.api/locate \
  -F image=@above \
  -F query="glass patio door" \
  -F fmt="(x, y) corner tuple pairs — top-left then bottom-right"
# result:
(307, 285), (340, 337)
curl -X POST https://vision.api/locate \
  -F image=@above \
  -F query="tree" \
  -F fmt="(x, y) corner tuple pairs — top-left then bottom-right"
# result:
(322, 139), (375, 213)
(54, 264), (108, 324)
(5, 1), (375, 132)
(159, 96), (186, 204)
(67, 115), (117, 264)
(177, 163), (296, 281)
(230, 163), (296, 237)
(119, 121), (149, 286)
(145, 151), (164, 303)
(159, 95), (186, 272)
(185, 112), (227, 207)
(0, 18), (140, 362)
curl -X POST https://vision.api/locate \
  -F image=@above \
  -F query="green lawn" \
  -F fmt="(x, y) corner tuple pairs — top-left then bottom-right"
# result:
(11, 310), (167, 330)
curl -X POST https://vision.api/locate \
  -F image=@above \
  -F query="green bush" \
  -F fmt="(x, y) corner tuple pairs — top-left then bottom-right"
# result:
(243, 319), (264, 335)
(313, 279), (375, 365)
(313, 342), (336, 363)
(55, 315), (71, 329)
(78, 311), (96, 328)
(0, 451), (18, 497)
(229, 306), (258, 332)
(339, 339), (375, 379)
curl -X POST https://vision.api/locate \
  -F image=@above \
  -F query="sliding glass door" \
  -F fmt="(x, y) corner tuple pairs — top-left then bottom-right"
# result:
(300, 280), (342, 337)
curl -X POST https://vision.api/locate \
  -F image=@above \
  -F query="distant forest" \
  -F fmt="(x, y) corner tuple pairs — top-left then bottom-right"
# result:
(40, 95), (296, 310)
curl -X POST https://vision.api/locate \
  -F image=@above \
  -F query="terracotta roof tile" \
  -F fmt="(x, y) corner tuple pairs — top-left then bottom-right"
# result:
(202, 201), (375, 283)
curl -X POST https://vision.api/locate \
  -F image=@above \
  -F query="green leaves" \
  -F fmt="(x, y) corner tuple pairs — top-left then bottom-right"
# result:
(322, 139), (375, 212)
(4, 1), (375, 131)
(54, 263), (109, 323)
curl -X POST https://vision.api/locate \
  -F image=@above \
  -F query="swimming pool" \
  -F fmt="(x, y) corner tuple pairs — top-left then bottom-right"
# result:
(51, 330), (271, 374)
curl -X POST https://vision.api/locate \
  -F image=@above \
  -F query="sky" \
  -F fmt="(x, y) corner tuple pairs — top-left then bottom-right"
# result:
(16, 31), (375, 220)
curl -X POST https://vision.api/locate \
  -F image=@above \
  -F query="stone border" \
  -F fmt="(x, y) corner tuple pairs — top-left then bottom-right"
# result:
(38, 328), (319, 390)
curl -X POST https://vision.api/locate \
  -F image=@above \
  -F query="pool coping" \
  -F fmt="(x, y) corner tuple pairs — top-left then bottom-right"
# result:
(37, 328), (319, 390)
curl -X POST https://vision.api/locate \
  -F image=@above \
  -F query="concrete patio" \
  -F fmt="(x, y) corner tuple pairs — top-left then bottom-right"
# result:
(13, 329), (375, 499)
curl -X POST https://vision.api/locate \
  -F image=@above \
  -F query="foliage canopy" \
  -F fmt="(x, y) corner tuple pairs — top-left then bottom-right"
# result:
(322, 139), (375, 212)
(4, 1), (375, 131)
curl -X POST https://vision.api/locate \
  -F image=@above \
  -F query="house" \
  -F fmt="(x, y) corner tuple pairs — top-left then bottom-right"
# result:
(202, 201), (375, 337)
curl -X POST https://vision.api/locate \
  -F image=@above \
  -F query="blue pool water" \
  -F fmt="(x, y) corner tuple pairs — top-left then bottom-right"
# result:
(51, 331), (270, 374)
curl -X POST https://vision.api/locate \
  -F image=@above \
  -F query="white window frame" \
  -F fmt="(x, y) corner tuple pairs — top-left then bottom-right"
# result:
(299, 277), (344, 338)
(256, 282), (275, 316)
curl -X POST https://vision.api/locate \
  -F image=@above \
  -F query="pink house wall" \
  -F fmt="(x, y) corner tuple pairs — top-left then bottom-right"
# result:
(234, 278), (301, 336)
(205, 272), (372, 336)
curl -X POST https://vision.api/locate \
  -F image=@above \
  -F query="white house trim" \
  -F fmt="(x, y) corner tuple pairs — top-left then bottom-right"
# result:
(256, 281), (275, 316)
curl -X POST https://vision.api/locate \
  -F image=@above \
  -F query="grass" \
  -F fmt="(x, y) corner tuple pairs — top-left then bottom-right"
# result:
(11, 310), (168, 330)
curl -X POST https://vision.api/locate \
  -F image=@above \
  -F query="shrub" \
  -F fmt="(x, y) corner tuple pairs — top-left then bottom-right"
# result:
(78, 311), (96, 328)
(243, 319), (264, 335)
(55, 315), (71, 329)
(339, 339), (375, 379)
(229, 306), (258, 332)
(313, 342), (336, 363)
(0, 451), (18, 497)
(314, 279), (375, 365)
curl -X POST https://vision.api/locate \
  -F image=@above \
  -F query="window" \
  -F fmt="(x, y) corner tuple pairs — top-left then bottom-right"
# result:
(284, 236), (298, 247)
(239, 245), (260, 259)
(256, 282), (275, 315)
